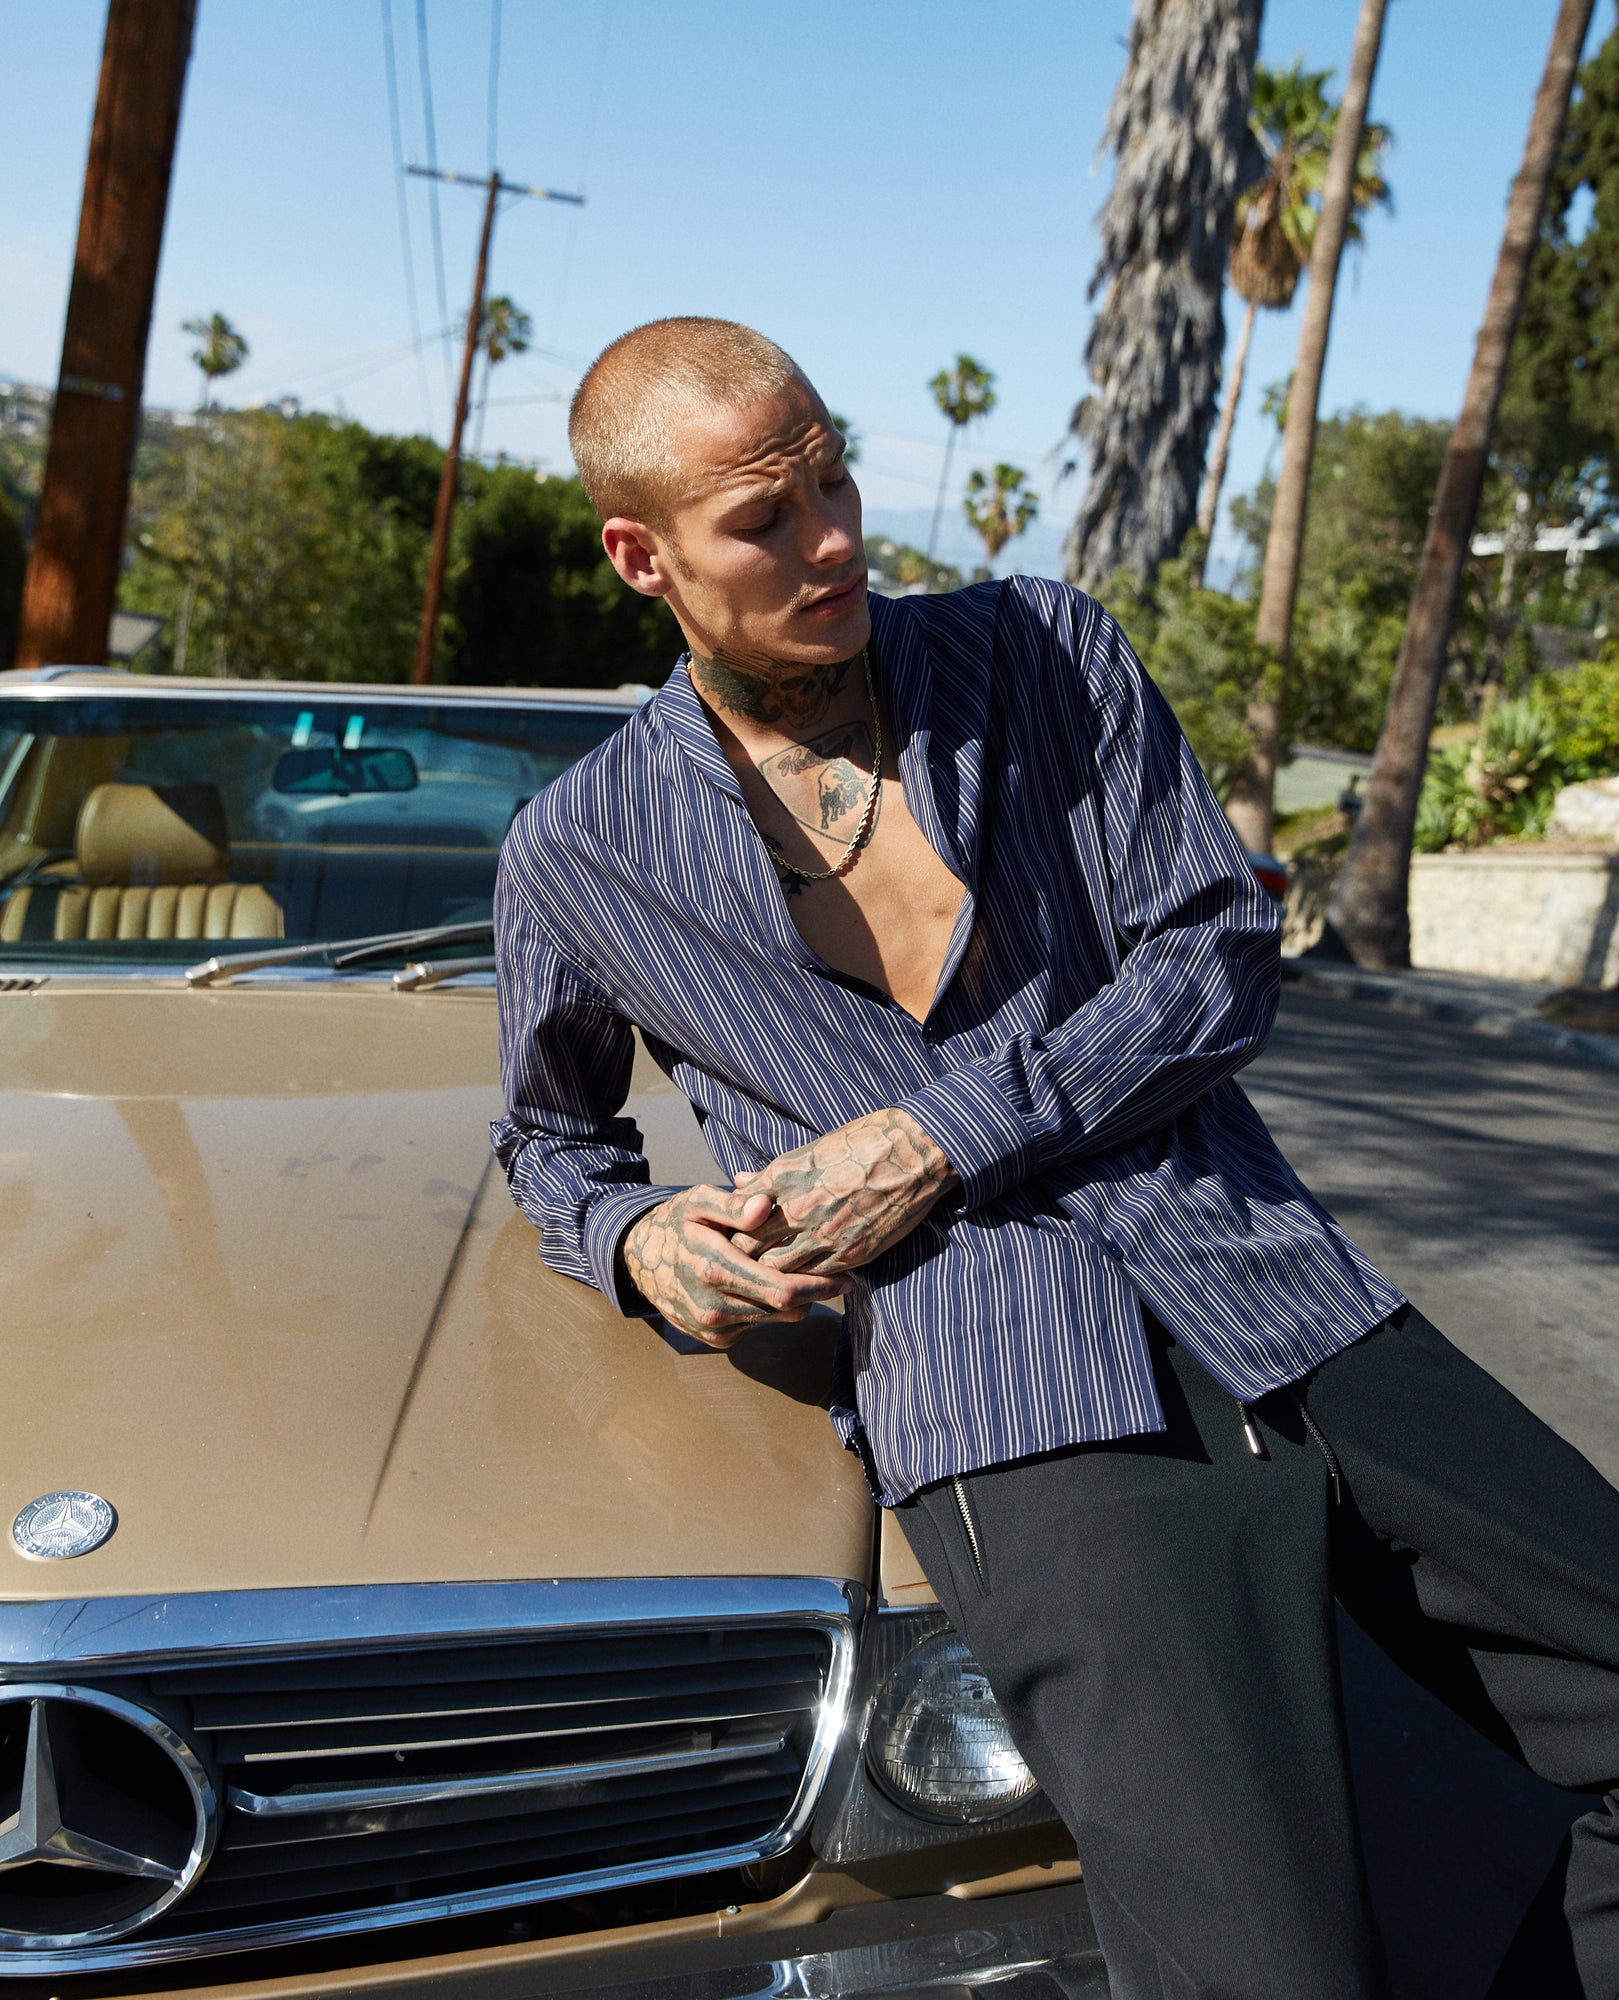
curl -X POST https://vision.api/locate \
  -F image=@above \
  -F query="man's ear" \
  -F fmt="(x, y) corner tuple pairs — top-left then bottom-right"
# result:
(602, 518), (673, 599)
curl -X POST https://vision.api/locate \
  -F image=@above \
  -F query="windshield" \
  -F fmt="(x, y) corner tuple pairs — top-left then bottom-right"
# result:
(0, 694), (629, 964)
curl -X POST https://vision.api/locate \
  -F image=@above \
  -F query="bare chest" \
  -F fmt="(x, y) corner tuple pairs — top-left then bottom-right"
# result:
(742, 761), (966, 1024)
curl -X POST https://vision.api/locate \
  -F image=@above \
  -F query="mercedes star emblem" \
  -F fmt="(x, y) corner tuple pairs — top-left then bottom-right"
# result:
(11, 1491), (117, 1561)
(0, 1684), (217, 1951)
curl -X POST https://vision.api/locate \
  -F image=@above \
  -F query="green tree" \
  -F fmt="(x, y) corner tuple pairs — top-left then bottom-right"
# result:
(1194, 61), (1391, 581)
(963, 463), (1038, 572)
(443, 463), (678, 689)
(123, 411), (435, 680)
(926, 356), (995, 560)
(1503, 19), (1619, 508)
(1230, 409), (1456, 749)
(181, 313), (249, 407)
(1066, 0), (1264, 590)
(1098, 556), (1267, 797)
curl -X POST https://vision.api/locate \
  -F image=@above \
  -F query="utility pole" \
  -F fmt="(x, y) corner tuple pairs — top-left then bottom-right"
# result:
(408, 166), (582, 686)
(13, 0), (197, 673)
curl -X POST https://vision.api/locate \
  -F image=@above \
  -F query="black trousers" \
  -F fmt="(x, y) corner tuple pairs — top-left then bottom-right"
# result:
(898, 1305), (1619, 1999)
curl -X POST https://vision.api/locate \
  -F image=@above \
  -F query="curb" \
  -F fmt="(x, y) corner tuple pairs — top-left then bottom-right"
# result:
(1278, 959), (1619, 1074)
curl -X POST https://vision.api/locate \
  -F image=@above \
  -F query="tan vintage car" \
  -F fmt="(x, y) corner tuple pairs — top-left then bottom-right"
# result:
(0, 670), (1096, 1999)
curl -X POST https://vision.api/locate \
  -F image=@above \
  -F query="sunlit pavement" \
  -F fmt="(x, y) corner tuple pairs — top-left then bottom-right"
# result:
(1246, 987), (1619, 1999)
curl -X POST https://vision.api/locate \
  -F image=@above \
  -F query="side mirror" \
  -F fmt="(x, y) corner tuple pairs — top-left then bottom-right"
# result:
(272, 746), (419, 796)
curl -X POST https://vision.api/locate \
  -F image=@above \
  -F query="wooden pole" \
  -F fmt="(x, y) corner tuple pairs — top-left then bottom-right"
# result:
(13, 0), (198, 672)
(412, 170), (501, 687)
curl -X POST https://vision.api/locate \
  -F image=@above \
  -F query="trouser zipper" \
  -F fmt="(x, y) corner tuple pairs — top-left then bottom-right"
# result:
(950, 1475), (987, 1586)
(1297, 1400), (1344, 1505)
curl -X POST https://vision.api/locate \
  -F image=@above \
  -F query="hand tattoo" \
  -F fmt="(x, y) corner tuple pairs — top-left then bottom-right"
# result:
(737, 1110), (960, 1279)
(621, 1184), (850, 1347)
(689, 647), (857, 731)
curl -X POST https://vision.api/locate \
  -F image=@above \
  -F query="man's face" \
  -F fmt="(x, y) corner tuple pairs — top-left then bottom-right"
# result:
(605, 380), (869, 668)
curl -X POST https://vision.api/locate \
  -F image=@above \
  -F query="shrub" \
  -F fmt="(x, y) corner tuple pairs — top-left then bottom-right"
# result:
(1414, 696), (1564, 850)
(1538, 650), (1619, 781)
(1098, 556), (1269, 796)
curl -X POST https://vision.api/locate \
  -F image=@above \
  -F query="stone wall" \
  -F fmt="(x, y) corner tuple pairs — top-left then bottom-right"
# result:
(1283, 848), (1619, 987)
(1408, 851), (1619, 988)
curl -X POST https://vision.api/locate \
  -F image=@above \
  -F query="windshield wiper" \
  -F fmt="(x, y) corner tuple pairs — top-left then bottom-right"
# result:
(185, 919), (495, 988)
(394, 953), (498, 991)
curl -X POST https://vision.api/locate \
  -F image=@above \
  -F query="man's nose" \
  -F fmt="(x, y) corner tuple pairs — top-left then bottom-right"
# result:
(803, 485), (858, 567)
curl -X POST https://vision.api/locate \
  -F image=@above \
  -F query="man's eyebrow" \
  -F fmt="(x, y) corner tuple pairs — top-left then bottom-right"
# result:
(713, 466), (795, 510)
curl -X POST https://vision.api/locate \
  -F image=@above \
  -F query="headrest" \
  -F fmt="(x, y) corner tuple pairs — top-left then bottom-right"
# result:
(76, 783), (228, 886)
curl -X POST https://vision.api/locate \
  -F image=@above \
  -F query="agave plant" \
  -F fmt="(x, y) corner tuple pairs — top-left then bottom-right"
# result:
(1414, 696), (1563, 849)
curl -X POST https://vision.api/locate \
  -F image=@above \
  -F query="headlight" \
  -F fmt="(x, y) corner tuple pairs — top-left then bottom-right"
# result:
(865, 1629), (1038, 1823)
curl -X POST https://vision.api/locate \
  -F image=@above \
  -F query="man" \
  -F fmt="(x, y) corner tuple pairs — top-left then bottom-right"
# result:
(492, 317), (1619, 1997)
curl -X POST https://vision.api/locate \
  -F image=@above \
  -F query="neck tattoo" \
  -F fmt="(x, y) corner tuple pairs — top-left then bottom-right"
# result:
(687, 646), (857, 732)
(757, 650), (883, 886)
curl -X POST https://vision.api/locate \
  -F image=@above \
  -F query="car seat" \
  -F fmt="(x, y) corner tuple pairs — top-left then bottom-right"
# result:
(0, 783), (284, 944)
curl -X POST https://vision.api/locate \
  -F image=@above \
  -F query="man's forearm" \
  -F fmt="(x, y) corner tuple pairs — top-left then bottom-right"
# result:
(738, 1107), (960, 1278)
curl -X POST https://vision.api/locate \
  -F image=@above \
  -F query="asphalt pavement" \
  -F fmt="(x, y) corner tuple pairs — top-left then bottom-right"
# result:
(1243, 986), (1619, 2000)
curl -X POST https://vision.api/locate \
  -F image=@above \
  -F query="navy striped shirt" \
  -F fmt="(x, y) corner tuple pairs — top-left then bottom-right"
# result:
(491, 578), (1402, 1504)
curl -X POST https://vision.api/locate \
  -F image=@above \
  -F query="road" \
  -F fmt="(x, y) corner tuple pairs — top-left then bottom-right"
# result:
(1244, 987), (1619, 2000)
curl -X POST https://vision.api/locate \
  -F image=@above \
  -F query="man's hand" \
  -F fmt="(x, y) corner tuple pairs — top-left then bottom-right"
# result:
(735, 1108), (958, 1276)
(621, 1185), (851, 1349)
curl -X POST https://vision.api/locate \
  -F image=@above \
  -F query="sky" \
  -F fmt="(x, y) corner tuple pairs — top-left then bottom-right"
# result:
(2, 0), (1612, 582)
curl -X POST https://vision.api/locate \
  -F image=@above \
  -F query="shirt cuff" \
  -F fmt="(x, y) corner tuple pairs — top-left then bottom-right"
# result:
(898, 1065), (1036, 1211)
(582, 1182), (687, 1318)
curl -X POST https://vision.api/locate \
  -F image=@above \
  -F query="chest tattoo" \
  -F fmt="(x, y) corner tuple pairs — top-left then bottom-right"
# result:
(758, 721), (876, 837)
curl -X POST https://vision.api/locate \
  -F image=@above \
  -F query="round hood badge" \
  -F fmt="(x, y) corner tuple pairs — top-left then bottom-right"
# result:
(12, 1491), (117, 1561)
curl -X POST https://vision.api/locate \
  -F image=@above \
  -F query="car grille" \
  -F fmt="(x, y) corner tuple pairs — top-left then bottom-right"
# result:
(70, 1618), (839, 1957)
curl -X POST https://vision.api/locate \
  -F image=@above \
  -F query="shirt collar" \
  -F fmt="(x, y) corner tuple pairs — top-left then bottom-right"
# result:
(648, 651), (747, 802)
(649, 595), (925, 798)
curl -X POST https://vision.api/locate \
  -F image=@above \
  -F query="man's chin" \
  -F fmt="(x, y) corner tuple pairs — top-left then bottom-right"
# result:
(789, 578), (871, 655)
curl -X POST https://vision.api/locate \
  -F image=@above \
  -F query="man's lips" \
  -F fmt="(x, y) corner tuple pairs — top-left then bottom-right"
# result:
(802, 577), (865, 616)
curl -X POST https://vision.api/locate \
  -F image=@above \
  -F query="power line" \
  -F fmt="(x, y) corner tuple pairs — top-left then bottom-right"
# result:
(269, 321), (455, 403)
(546, 3), (611, 349)
(379, 0), (435, 430)
(405, 165), (585, 684)
(413, 0), (454, 404)
(486, 0), (501, 172)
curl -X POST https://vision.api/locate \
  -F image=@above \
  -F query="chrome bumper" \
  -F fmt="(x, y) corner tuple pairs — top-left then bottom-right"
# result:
(538, 1894), (1108, 2000)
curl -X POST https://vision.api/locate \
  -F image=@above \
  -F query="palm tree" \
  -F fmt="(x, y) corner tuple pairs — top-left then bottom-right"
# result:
(926, 356), (996, 560)
(174, 314), (248, 676)
(1192, 64), (1391, 585)
(182, 313), (248, 408)
(471, 294), (533, 455)
(1224, 0), (1390, 856)
(964, 464), (1039, 572)
(1327, 0), (1596, 967)
(1065, 0), (1264, 593)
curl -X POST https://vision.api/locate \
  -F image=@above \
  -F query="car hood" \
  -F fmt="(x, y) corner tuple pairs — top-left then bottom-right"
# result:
(0, 981), (871, 1600)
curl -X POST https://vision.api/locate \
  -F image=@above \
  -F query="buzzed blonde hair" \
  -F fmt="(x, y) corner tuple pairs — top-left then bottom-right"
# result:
(569, 317), (807, 529)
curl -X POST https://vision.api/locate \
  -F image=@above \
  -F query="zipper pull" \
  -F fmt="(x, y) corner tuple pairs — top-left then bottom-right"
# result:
(1237, 1401), (1268, 1458)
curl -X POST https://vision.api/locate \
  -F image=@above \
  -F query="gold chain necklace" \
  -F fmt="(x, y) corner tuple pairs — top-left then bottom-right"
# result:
(765, 648), (882, 884)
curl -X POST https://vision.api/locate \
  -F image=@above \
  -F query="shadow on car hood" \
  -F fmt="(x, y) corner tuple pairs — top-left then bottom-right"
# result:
(0, 984), (871, 1599)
